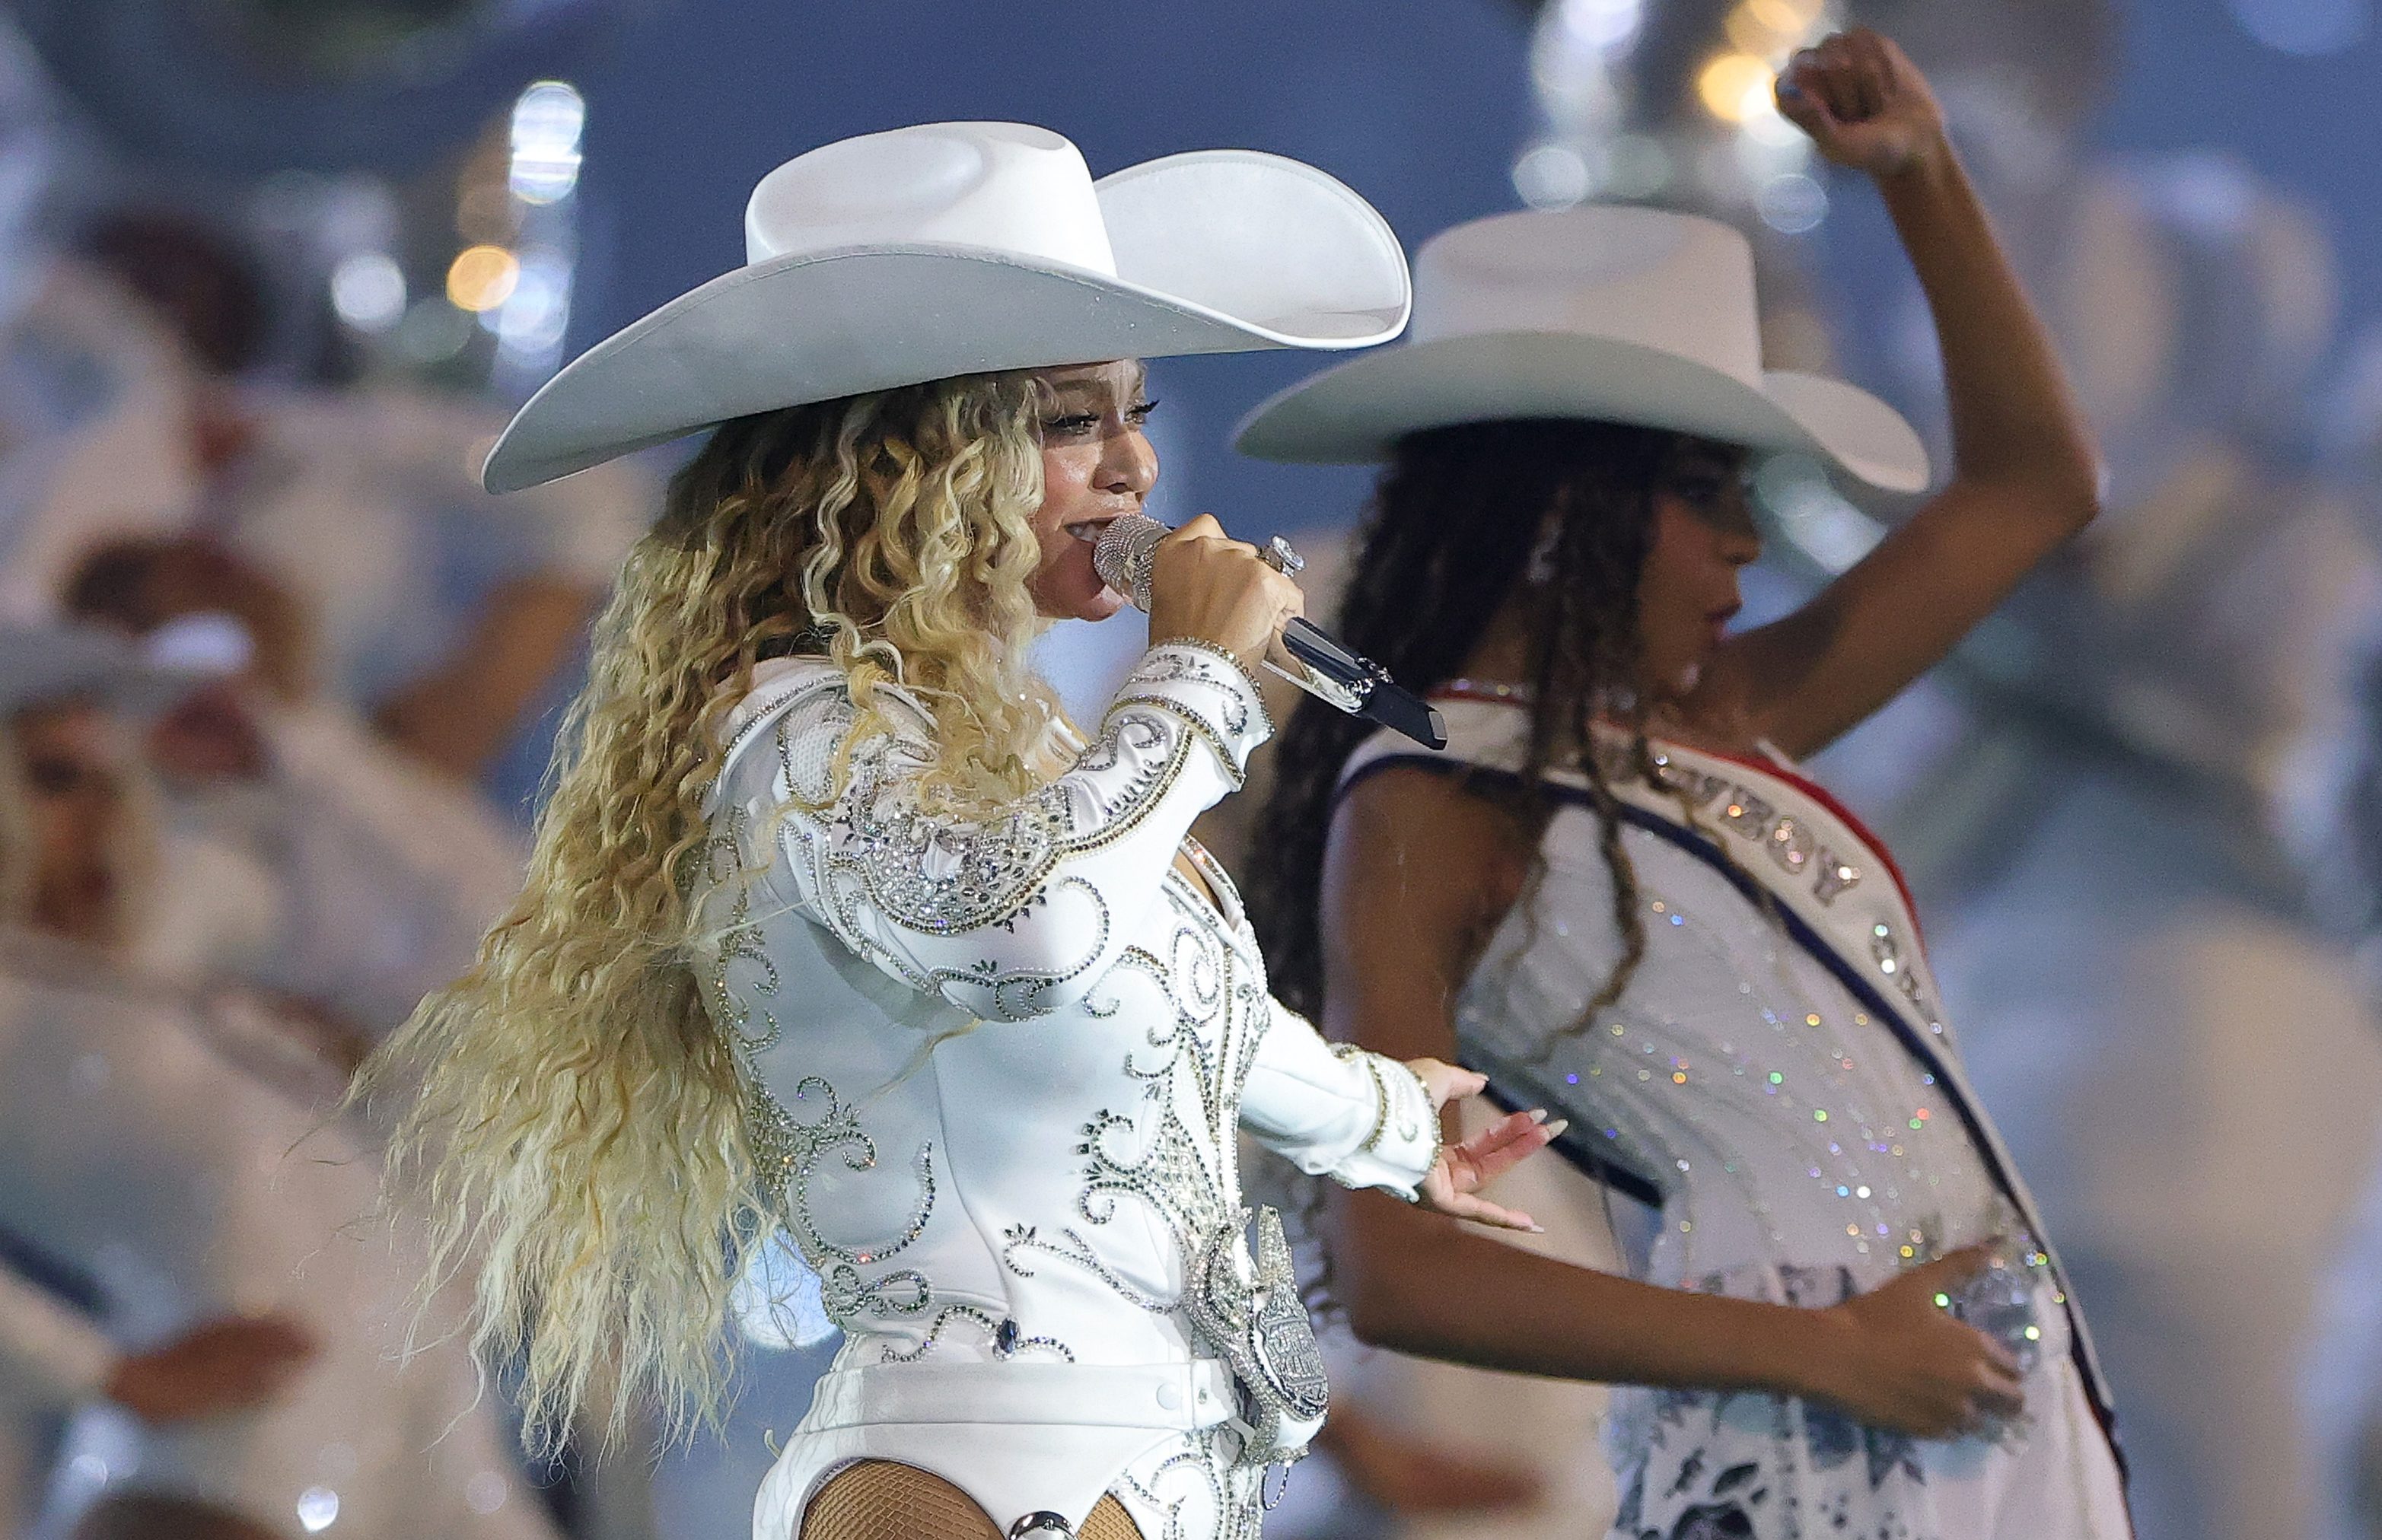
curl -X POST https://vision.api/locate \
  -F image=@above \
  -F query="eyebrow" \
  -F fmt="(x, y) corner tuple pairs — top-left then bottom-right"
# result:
(1043, 364), (1148, 402)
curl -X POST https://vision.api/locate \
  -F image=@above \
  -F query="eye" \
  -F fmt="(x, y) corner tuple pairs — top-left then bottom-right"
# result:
(24, 756), (93, 797)
(1040, 412), (1100, 438)
(1127, 398), (1160, 425)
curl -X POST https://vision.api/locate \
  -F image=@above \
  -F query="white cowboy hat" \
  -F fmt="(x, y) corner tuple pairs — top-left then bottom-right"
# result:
(0, 622), (207, 720)
(1234, 205), (1928, 494)
(483, 121), (1412, 492)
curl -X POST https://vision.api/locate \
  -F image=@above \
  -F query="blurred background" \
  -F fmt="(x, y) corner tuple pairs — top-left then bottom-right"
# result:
(0, 2), (2376, 1538)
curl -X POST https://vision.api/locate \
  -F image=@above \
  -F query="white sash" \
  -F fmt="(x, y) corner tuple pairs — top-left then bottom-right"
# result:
(1339, 703), (2124, 1457)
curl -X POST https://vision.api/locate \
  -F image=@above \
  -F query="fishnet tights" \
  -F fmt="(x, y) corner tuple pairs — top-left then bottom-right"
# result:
(800, 1461), (1144, 1540)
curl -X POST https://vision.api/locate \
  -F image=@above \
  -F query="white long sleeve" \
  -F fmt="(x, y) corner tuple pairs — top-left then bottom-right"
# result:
(0, 1261), (112, 1402)
(721, 641), (1272, 1023)
(1239, 1002), (1440, 1200)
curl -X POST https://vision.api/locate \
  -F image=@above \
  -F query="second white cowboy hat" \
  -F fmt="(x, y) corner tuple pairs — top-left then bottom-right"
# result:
(1234, 205), (1928, 494)
(0, 622), (210, 720)
(482, 122), (1412, 492)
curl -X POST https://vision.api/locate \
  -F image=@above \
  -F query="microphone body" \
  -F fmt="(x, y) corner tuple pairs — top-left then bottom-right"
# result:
(1093, 514), (1447, 751)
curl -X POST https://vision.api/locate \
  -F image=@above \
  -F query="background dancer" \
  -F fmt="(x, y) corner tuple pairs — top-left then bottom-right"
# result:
(1244, 31), (2128, 1539)
(0, 623), (558, 1540)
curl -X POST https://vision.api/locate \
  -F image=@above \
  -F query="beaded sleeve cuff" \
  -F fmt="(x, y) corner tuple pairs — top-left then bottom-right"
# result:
(1108, 641), (1273, 783)
(1361, 1052), (1441, 1200)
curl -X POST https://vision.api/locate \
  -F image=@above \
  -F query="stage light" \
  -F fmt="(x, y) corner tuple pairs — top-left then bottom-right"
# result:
(1763, 173), (1829, 233)
(297, 1487), (339, 1533)
(447, 245), (521, 312)
(1560, 0), (1642, 49)
(1726, 2), (1794, 55)
(1698, 53), (1775, 123)
(510, 81), (585, 204)
(1514, 142), (1592, 208)
(330, 251), (405, 332)
(1750, 0), (1823, 30)
(496, 250), (573, 357)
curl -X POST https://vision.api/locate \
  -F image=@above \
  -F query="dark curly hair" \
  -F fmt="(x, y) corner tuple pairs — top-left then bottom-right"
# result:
(1245, 417), (1713, 1039)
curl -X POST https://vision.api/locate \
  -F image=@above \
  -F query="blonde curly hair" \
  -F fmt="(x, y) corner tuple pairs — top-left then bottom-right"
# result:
(361, 368), (1063, 1454)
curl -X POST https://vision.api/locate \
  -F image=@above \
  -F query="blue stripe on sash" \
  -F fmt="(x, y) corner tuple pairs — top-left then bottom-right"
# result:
(1477, 1080), (1666, 1208)
(0, 1223), (103, 1317)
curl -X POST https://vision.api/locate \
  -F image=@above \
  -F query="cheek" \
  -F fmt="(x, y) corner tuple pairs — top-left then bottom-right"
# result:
(25, 803), (71, 861)
(1635, 539), (1696, 635)
(1032, 444), (1095, 539)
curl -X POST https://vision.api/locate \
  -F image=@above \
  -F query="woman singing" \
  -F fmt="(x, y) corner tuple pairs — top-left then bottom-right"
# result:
(366, 123), (1553, 1540)
(1242, 33), (2130, 1540)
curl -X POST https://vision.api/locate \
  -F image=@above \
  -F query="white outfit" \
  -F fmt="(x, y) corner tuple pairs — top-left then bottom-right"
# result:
(1342, 701), (2130, 1540)
(699, 643), (1439, 1540)
(135, 700), (530, 1036)
(0, 266), (651, 704)
(0, 931), (559, 1540)
(0, 1246), (110, 1533)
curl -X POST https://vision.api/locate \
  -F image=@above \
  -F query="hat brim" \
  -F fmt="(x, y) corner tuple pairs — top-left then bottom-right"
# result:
(1231, 330), (1929, 495)
(0, 627), (201, 720)
(483, 150), (1410, 493)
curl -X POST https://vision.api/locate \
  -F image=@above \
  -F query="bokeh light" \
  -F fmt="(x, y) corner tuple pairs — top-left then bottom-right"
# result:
(446, 244), (520, 312)
(509, 81), (585, 204)
(1698, 52), (1777, 123)
(330, 250), (405, 331)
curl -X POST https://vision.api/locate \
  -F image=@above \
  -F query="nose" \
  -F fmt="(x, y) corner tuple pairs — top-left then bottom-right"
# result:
(1100, 422), (1158, 501)
(1716, 504), (1763, 566)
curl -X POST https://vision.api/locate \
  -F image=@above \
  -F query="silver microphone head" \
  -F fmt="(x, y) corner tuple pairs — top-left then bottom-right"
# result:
(1091, 512), (1169, 611)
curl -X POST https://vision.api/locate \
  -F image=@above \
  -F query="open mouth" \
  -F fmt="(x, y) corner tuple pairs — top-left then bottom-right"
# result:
(1066, 514), (1123, 545)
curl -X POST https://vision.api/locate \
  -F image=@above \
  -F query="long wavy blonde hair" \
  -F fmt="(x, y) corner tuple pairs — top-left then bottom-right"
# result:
(362, 368), (1062, 1454)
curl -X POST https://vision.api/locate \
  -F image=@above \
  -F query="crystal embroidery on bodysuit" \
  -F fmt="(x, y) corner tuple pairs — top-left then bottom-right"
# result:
(762, 674), (1241, 1021)
(699, 803), (941, 1340)
(708, 655), (1436, 1540)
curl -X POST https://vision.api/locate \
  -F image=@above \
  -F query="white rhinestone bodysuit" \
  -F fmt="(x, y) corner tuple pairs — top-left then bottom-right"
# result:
(702, 645), (1438, 1540)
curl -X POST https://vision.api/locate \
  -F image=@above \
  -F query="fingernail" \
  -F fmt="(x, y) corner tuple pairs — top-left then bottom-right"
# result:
(1527, 1223), (1547, 1233)
(1545, 1118), (1570, 1138)
(1528, 1108), (1551, 1122)
(1778, 79), (1804, 98)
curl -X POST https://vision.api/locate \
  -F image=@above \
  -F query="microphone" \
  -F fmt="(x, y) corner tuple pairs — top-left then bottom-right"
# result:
(1094, 514), (1447, 751)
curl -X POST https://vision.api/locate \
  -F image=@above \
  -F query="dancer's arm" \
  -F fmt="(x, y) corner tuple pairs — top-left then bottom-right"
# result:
(1320, 767), (2024, 1437)
(1715, 31), (2100, 757)
(0, 1265), (313, 1421)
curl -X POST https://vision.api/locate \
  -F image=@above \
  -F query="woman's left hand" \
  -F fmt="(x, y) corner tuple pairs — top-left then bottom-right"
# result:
(1406, 1058), (1565, 1233)
(1775, 29), (1946, 180)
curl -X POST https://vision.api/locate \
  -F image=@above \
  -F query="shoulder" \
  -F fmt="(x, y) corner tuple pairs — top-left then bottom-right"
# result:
(1327, 761), (1537, 928)
(709, 658), (937, 808)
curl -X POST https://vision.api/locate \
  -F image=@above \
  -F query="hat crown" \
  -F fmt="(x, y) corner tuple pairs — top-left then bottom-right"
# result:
(744, 122), (1119, 275)
(1409, 206), (1763, 385)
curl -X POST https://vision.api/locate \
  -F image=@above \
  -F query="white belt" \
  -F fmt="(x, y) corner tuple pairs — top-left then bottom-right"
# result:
(802, 1358), (1238, 1432)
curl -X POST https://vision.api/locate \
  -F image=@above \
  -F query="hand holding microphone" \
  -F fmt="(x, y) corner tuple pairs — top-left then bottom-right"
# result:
(1097, 512), (1447, 749)
(1140, 514), (1306, 665)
